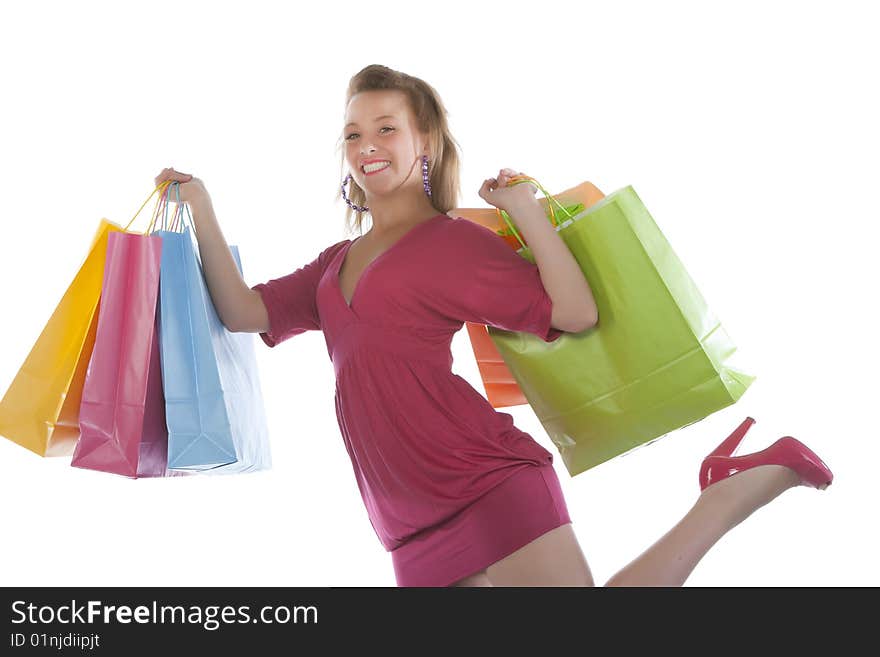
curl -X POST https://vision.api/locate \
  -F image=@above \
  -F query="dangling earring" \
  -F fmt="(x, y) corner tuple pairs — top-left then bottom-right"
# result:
(422, 154), (433, 198)
(341, 173), (369, 213)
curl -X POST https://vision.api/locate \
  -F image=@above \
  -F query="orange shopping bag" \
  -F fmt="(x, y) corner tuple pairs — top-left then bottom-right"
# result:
(450, 181), (605, 408)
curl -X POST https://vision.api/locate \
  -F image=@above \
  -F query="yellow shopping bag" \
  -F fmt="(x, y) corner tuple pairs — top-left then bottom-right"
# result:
(0, 185), (169, 456)
(0, 221), (120, 456)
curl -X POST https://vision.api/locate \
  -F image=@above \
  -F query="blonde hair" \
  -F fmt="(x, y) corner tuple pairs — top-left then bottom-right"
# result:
(334, 65), (462, 236)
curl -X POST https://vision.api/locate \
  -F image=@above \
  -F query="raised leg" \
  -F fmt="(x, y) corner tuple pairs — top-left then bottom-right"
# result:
(604, 464), (801, 587)
(480, 464), (801, 587)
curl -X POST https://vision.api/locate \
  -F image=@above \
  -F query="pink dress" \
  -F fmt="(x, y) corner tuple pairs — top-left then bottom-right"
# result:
(251, 214), (572, 586)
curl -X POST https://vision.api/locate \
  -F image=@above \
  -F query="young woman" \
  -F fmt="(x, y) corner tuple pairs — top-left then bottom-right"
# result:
(154, 64), (833, 587)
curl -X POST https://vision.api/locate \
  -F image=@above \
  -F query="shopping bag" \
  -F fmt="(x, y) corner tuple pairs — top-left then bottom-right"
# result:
(153, 183), (271, 473)
(0, 220), (123, 456)
(70, 229), (171, 478)
(484, 179), (755, 476)
(451, 181), (606, 408)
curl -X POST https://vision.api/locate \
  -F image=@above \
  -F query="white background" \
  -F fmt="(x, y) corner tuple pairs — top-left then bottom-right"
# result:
(1, 0), (877, 587)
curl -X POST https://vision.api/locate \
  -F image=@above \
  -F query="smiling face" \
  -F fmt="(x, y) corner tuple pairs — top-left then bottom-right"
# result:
(343, 89), (429, 198)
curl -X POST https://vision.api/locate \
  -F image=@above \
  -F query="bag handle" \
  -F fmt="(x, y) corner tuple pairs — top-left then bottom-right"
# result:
(147, 181), (195, 234)
(494, 175), (581, 250)
(121, 180), (176, 235)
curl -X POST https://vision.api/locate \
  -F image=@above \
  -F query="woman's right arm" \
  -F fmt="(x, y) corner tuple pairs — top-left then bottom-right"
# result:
(193, 197), (329, 348)
(153, 168), (268, 333)
(188, 196), (269, 333)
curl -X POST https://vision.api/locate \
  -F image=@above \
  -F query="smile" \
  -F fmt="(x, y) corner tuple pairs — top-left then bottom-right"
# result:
(363, 162), (391, 175)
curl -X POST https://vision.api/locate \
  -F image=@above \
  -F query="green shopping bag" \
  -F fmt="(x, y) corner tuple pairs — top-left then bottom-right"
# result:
(489, 181), (755, 477)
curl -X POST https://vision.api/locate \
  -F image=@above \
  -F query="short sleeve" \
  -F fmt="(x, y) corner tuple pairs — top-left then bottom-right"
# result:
(429, 219), (564, 343)
(250, 241), (344, 348)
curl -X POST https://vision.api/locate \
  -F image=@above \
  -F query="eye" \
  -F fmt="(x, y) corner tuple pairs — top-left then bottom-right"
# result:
(345, 126), (394, 141)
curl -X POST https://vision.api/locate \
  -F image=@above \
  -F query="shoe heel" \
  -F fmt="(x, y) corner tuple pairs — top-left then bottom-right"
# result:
(707, 416), (757, 459)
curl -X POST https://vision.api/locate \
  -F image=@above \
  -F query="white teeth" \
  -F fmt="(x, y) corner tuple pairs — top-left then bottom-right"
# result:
(363, 161), (390, 173)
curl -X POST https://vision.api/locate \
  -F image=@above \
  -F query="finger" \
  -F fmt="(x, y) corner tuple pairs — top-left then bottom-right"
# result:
(156, 168), (184, 181)
(161, 167), (191, 179)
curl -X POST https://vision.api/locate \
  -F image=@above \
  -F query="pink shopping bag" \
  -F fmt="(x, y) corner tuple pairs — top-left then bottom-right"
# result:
(70, 231), (172, 478)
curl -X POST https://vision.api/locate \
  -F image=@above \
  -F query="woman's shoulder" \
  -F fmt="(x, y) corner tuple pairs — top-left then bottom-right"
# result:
(297, 238), (349, 273)
(326, 237), (353, 252)
(437, 213), (497, 236)
(436, 213), (506, 250)
(318, 238), (351, 259)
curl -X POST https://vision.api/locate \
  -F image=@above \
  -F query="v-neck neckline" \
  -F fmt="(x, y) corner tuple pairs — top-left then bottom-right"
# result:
(336, 213), (447, 311)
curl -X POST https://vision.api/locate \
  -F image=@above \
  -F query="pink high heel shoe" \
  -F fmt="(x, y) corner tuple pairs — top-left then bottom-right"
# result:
(699, 417), (834, 492)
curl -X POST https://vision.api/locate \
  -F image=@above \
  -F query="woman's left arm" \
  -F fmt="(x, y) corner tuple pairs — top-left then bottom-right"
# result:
(506, 198), (599, 332)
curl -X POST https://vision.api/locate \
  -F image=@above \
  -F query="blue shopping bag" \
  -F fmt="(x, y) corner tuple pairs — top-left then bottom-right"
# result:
(152, 186), (271, 474)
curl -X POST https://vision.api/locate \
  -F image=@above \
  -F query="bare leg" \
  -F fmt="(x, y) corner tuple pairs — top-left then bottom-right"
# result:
(604, 464), (802, 587)
(450, 569), (493, 587)
(487, 524), (595, 586)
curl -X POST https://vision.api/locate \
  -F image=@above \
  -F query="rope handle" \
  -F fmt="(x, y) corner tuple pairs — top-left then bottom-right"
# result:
(122, 180), (176, 235)
(493, 174), (579, 250)
(147, 181), (195, 234)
